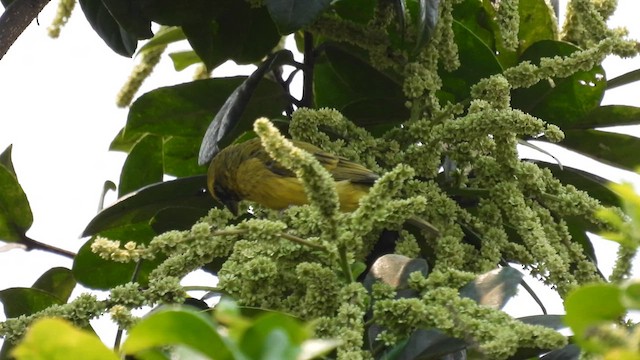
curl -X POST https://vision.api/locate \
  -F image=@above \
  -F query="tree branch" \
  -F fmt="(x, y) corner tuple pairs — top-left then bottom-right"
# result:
(0, 0), (52, 60)
(21, 235), (77, 259)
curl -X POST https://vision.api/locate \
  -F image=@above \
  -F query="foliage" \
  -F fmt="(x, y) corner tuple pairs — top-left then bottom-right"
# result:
(1, 0), (640, 359)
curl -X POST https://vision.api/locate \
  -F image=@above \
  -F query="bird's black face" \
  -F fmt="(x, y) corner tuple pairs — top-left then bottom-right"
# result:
(213, 183), (240, 216)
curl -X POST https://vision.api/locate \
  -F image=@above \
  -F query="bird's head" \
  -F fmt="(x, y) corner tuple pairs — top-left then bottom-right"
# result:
(207, 148), (243, 216)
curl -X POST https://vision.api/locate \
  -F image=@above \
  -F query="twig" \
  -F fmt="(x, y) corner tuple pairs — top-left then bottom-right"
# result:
(301, 31), (315, 108)
(21, 235), (76, 259)
(0, 0), (52, 60)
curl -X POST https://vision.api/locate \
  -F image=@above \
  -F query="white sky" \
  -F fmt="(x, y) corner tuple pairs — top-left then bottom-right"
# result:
(0, 0), (639, 346)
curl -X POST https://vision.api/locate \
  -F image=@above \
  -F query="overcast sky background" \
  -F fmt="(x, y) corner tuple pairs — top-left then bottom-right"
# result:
(1, 0), (640, 345)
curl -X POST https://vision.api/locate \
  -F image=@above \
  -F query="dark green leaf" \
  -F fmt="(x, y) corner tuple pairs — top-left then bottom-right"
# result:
(333, 0), (376, 24)
(0, 165), (33, 242)
(32, 267), (76, 303)
(119, 135), (164, 197)
(607, 68), (640, 90)
(0, 145), (16, 175)
(393, 0), (406, 38)
(137, 26), (186, 55)
(0, 288), (64, 318)
(138, 0), (220, 26)
(78, 0), (138, 57)
(264, 0), (332, 34)
(168, 51), (202, 71)
(82, 176), (215, 237)
(560, 129), (640, 171)
(414, 0), (439, 53)
(512, 40), (606, 126)
(240, 313), (307, 359)
(517, 0), (557, 54)
(122, 308), (233, 359)
(100, 0), (153, 39)
(440, 20), (503, 100)
(198, 51), (292, 165)
(163, 136), (206, 177)
(459, 267), (522, 309)
(565, 216), (599, 266)
(150, 206), (210, 234)
(109, 128), (146, 153)
(395, 329), (467, 360)
(539, 344), (580, 360)
(576, 105), (640, 129)
(74, 223), (161, 289)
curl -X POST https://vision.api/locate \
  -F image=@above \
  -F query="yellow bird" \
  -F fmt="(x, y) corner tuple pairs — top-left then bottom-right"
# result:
(207, 137), (379, 215)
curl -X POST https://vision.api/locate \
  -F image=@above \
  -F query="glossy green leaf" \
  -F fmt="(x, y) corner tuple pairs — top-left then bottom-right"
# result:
(138, 0), (221, 26)
(451, 0), (494, 51)
(333, 0), (376, 24)
(82, 176), (215, 237)
(32, 267), (76, 303)
(0, 288), (64, 318)
(414, 0), (439, 53)
(561, 129), (640, 171)
(168, 50), (203, 71)
(564, 283), (625, 350)
(78, 0), (137, 57)
(576, 105), (640, 129)
(511, 40), (606, 126)
(264, 0), (332, 34)
(440, 20), (503, 100)
(119, 134), (164, 197)
(74, 223), (160, 289)
(607, 68), (640, 90)
(163, 136), (206, 177)
(109, 128), (146, 153)
(100, 0), (153, 39)
(12, 318), (118, 360)
(459, 267), (522, 309)
(240, 313), (308, 359)
(517, 0), (557, 53)
(0, 164), (33, 242)
(184, 4), (280, 69)
(198, 51), (292, 164)
(137, 26), (186, 55)
(122, 307), (233, 359)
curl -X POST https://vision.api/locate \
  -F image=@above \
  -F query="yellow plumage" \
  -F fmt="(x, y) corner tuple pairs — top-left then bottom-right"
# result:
(207, 138), (378, 214)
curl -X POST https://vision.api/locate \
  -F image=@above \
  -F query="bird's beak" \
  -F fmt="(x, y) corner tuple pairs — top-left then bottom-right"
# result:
(222, 199), (239, 216)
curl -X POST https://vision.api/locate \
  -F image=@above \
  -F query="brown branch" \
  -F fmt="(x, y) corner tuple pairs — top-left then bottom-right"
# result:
(21, 235), (77, 259)
(0, 0), (52, 60)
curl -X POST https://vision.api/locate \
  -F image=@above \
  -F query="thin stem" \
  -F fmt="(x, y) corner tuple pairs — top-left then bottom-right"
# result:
(183, 286), (221, 292)
(338, 246), (354, 283)
(21, 235), (76, 259)
(113, 329), (124, 351)
(280, 232), (327, 251)
(301, 31), (315, 108)
(0, 0), (52, 60)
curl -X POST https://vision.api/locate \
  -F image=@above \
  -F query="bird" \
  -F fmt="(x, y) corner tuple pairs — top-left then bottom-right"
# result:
(206, 137), (438, 235)
(207, 137), (379, 215)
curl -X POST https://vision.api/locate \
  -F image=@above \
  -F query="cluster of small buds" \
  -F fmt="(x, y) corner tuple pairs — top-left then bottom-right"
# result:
(91, 237), (146, 263)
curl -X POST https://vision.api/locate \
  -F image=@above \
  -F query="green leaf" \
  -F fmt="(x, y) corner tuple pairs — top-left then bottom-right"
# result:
(32, 267), (76, 303)
(198, 51), (292, 165)
(511, 40), (606, 126)
(414, 0), (439, 53)
(333, 0), (376, 24)
(109, 128), (146, 153)
(561, 129), (640, 171)
(240, 313), (309, 359)
(78, 0), (137, 57)
(122, 307), (233, 359)
(517, 314), (566, 330)
(163, 136), (207, 177)
(564, 283), (626, 351)
(576, 105), (640, 129)
(150, 206), (210, 234)
(264, 0), (332, 34)
(119, 134), (164, 197)
(82, 176), (215, 237)
(607, 68), (640, 90)
(517, 0), (557, 54)
(74, 223), (161, 289)
(12, 318), (118, 360)
(138, 0), (220, 26)
(0, 288), (65, 318)
(0, 144), (16, 175)
(183, 4), (280, 69)
(137, 26), (186, 55)
(168, 51), (203, 71)
(440, 20), (503, 100)
(459, 267), (523, 309)
(0, 164), (33, 242)
(100, 0), (153, 39)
